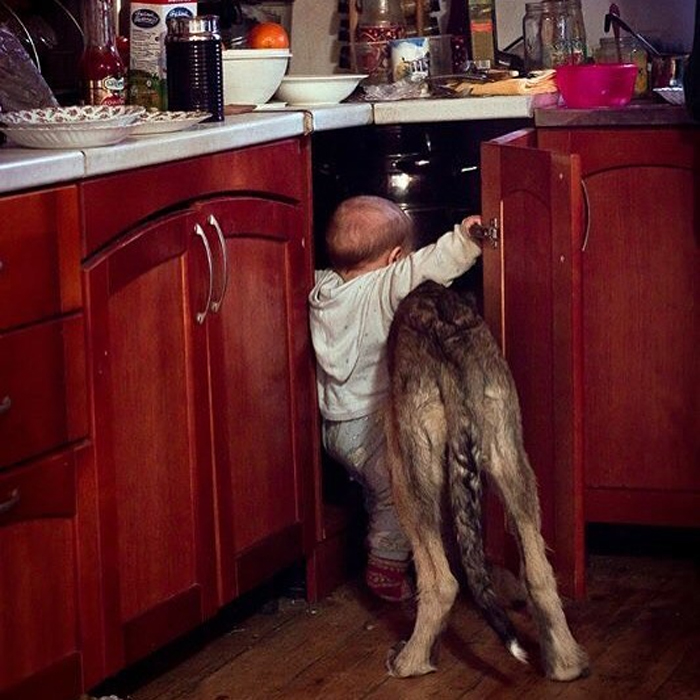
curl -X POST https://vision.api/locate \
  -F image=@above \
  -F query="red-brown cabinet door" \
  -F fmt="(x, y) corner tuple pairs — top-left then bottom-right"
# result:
(83, 210), (218, 672)
(480, 130), (585, 599)
(538, 129), (700, 525)
(195, 196), (316, 603)
(0, 446), (101, 700)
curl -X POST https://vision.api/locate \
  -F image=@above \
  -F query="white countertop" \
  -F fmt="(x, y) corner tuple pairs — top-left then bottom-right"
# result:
(0, 95), (543, 195)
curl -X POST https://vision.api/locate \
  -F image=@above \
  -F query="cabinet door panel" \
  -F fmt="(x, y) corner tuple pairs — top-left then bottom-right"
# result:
(0, 186), (80, 332)
(582, 167), (698, 492)
(0, 448), (93, 700)
(0, 315), (87, 469)
(200, 197), (311, 601)
(481, 134), (585, 599)
(84, 211), (217, 671)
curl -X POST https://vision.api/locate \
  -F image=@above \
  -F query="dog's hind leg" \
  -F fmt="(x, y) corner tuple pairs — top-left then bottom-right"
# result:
(384, 398), (458, 678)
(486, 424), (589, 681)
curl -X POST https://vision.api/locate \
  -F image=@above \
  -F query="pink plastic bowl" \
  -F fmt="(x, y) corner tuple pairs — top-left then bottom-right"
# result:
(555, 63), (638, 108)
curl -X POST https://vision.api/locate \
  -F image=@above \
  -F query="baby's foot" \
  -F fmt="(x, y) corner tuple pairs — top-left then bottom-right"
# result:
(365, 554), (413, 602)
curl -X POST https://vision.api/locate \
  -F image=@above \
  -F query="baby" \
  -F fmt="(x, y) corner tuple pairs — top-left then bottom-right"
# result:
(308, 195), (482, 602)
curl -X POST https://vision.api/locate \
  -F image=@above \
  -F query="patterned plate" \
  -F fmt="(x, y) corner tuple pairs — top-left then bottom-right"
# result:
(0, 105), (145, 128)
(131, 110), (212, 136)
(1, 122), (137, 149)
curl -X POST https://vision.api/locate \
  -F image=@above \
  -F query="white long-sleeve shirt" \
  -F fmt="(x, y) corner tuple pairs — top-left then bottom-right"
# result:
(308, 223), (481, 421)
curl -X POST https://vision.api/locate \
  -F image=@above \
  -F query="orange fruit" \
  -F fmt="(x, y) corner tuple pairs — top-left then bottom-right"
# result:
(248, 22), (290, 49)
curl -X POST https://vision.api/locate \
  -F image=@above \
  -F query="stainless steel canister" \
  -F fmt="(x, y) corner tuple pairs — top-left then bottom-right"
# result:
(165, 15), (224, 121)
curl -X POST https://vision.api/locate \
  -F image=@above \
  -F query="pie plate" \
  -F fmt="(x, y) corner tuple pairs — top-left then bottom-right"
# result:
(131, 110), (212, 136)
(1, 123), (137, 149)
(0, 105), (145, 128)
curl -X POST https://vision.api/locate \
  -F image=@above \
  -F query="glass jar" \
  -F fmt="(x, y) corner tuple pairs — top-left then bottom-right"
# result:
(566, 0), (587, 64)
(540, 0), (572, 68)
(596, 37), (649, 96)
(522, 2), (543, 72)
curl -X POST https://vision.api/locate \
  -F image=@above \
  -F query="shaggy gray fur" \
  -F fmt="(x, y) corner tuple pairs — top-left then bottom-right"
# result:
(385, 281), (589, 681)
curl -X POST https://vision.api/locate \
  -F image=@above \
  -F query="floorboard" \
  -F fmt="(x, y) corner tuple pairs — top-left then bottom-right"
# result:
(91, 532), (700, 700)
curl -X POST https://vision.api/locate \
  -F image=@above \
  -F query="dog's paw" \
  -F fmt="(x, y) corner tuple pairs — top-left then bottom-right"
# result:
(544, 643), (590, 682)
(386, 641), (437, 678)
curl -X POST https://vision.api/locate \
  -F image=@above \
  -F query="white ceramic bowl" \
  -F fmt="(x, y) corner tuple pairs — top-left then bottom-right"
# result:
(222, 48), (291, 105)
(274, 74), (367, 105)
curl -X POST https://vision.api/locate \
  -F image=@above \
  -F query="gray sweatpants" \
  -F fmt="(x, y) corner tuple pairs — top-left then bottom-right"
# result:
(322, 411), (411, 562)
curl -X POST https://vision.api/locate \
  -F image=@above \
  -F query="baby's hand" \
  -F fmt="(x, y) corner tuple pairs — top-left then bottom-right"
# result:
(460, 215), (483, 245)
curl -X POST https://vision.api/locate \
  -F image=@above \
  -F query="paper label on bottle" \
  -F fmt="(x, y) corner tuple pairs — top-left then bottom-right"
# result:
(87, 76), (127, 106)
(129, 2), (197, 109)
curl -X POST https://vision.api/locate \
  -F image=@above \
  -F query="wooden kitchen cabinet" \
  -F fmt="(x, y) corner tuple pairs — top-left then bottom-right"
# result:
(198, 196), (318, 604)
(81, 139), (319, 674)
(481, 125), (699, 599)
(0, 188), (102, 700)
(83, 208), (219, 672)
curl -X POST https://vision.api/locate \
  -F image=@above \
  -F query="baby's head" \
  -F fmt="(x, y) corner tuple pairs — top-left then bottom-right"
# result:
(326, 196), (415, 276)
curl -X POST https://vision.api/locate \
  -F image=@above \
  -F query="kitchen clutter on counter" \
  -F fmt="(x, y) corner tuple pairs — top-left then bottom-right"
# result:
(0, 0), (694, 151)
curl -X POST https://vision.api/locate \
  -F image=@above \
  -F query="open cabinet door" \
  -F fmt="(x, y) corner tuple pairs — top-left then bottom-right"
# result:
(480, 130), (586, 599)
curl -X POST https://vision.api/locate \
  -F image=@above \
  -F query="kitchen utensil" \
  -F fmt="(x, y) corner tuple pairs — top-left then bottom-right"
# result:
(608, 2), (622, 62)
(555, 63), (637, 108)
(604, 9), (660, 57)
(603, 10), (689, 89)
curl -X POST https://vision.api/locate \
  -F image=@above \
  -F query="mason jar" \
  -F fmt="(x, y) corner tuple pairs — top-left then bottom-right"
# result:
(522, 2), (544, 72)
(540, 0), (572, 68)
(596, 37), (649, 96)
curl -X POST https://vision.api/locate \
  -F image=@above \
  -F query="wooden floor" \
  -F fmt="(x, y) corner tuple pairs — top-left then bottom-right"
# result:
(92, 529), (700, 700)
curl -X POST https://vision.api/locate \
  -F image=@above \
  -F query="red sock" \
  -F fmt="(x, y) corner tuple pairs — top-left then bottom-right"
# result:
(365, 554), (413, 602)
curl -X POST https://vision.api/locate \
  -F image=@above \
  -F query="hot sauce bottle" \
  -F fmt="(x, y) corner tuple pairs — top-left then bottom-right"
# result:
(80, 0), (127, 105)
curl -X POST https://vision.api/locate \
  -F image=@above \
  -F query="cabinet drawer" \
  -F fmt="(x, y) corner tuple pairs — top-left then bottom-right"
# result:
(0, 450), (82, 697)
(81, 138), (310, 256)
(0, 315), (87, 469)
(0, 186), (81, 332)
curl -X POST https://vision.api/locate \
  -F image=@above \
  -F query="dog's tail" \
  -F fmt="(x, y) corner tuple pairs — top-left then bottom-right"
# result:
(446, 417), (528, 665)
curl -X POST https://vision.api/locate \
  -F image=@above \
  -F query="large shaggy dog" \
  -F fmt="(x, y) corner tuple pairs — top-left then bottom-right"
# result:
(385, 280), (589, 681)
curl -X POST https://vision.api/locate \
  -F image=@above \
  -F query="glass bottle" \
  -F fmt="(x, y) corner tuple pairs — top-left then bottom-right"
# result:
(522, 2), (544, 72)
(355, 0), (406, 42)
(354, 0), (406, 84)
(566, 0), (587, 64)
(80, 0), (127, 106)
(468, 0), (497, 65)
(446, 0), (471, 72)
(540, 0), (571, 68)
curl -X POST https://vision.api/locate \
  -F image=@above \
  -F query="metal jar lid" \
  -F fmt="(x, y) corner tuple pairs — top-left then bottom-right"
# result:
(166, 15), (221, 41)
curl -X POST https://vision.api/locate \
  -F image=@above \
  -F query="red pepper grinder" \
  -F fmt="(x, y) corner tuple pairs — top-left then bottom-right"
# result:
(80, 0), (127, 106)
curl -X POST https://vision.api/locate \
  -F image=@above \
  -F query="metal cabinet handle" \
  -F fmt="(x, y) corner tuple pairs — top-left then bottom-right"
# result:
(581, 179), (591, 252)
(0, 395), (11, 415)
(468, 218), (500, 248)
(207, 214), (229, 313)
(193, 223), (214, 324)
(0, 488), (20, 516)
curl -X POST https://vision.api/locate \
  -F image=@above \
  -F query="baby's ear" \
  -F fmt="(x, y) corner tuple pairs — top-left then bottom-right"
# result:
(388, 246), (404, 264)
